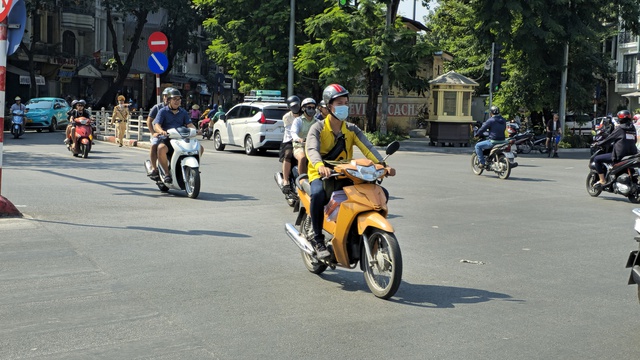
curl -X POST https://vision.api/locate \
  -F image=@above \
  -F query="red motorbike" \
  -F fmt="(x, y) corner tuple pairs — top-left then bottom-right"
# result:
(67, 116), (93, 158)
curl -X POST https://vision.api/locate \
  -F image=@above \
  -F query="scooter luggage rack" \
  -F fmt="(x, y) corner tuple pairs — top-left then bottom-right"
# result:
(244, 95), (285, 103)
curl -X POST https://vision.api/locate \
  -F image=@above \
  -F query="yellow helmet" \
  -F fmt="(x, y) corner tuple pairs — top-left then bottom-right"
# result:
(117, 95), (126, 101)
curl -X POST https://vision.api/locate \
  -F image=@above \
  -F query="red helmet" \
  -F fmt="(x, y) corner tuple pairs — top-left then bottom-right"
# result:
(634, 114), (640, 122)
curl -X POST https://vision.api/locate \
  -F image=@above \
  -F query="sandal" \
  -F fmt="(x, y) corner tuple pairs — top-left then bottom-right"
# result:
(163, 175), (172, 184)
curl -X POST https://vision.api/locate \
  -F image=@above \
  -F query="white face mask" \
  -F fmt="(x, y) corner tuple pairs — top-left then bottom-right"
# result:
(333, 105), (349, 121)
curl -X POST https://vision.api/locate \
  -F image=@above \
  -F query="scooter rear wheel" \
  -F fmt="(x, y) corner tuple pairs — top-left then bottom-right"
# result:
(300, 214), (327, 274)
(363, 230), (402, 300)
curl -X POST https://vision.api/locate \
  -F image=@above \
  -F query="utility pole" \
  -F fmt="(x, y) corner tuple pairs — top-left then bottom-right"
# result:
(287, 0), (295, 97)
(559, 42), (568, 131)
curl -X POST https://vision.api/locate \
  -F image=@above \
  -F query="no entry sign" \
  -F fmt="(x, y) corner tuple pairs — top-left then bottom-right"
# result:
(148, 31), (168, 53)
(0, 0), (13, 22)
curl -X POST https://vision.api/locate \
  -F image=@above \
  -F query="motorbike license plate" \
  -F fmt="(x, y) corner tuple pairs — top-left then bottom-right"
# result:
(505, 152), (515, 159)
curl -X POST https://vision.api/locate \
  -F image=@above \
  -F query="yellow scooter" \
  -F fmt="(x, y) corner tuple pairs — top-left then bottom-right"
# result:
(285, 141), (402, 299)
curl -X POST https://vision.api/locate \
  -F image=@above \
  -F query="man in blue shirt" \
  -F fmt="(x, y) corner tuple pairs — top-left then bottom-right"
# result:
(474, 106), (507, 168)
(153, 89), (197, 184)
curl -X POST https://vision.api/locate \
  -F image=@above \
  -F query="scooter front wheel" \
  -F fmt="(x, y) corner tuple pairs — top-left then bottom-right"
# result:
(184, 166), (201, 199)
(362, 230), (402, 300)
(586, 171), (602, 197)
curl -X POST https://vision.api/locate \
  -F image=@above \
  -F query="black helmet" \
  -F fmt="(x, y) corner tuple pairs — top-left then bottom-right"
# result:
(165, 88), (182, 99)
(490, 105), (500, 115)
(286, 95), (301, 113)
(322, 84), (349, 105)
(617, 110), (632, 123)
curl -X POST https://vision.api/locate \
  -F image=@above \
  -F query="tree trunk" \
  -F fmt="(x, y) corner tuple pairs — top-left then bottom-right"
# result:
(96, 9), (149, 108)
(366, 69), (382, 132)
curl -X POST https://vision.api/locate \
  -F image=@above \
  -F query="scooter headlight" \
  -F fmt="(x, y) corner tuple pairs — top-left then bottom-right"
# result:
(346, 165), (385, 181)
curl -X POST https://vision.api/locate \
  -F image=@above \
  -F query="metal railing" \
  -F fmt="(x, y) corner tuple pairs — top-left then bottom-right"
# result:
(619, 31), (637, 44)
(617, 71), (636, 84)
(90, 108), (152, 143)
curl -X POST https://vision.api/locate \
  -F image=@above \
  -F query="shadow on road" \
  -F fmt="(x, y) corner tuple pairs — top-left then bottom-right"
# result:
(32, 218), (251, 238)
(319, 271), (521, 307)
(506, 177), (556, 182)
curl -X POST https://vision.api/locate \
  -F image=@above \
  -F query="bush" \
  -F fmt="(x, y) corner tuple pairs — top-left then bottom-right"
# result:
(560, 132), (591, 148)
(364, 131), (408, 146)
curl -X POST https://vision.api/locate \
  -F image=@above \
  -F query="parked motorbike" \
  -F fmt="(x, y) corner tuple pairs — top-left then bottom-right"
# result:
(626, 208), (640, 303)
(512, 130), (534, 154)
(285, 141), (402, 299)
(532, 134), (549, 154)
(471, 140), (518, 179)
(586, 145), (640, 203)
(144, 126), (201, 199)
(11, 109), (25, 139)
(274, 160), (299, 207)
(67, 116), (93, 158)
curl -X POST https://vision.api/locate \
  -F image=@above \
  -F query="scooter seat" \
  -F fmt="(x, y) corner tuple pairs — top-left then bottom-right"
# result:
(296, 173), (310, 195)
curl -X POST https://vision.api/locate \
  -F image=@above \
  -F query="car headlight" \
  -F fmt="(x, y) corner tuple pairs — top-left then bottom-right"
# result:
(41, 116), (47, 121)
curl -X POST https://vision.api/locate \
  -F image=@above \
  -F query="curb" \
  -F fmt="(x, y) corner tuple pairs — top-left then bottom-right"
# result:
(0, 195), (22, 218)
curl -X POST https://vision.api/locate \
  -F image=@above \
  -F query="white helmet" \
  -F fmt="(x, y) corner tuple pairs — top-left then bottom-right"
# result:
(15, 96), (21, 101)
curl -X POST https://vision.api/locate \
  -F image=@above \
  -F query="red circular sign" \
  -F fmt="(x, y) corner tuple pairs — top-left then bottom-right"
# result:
(148, 32), (168, 53)
(0, 0), (14, 22)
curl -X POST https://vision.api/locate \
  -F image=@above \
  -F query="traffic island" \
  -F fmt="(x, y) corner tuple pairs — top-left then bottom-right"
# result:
(0, 195), (22, 218)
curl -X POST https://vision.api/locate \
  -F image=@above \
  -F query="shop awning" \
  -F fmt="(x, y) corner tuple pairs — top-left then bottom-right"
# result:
(622, 91), (640, 97)
(8, 64), (45, 85)
(77, 64), (102, 78)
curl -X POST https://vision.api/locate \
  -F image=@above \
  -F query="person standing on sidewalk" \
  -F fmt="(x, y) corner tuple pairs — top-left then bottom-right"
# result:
(111, 95), (130, 147)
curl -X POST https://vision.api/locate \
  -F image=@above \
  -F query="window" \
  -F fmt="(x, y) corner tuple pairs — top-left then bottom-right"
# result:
(263, 108), (288, 120)
(433, 92), (438, 115)
(63, 31), (76, 55)
(462, 92), (471, 116)
(443, 92), (456, 116)
(33, 16), (41, 42)
(249, 106), (260, 117)
(226, 106), (241, 119)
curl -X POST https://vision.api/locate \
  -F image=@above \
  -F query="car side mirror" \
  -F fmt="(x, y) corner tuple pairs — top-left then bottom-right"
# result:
(54, 104), (61, 109)
(219, 114), (227, 121)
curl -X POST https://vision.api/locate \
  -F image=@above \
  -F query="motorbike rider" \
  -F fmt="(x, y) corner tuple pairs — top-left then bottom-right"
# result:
(153, 89), (198, 184)
(474, 105), (506, 169)
(592, 110), (638, 188)
(10, 96), (25, 127)
(66, 100), (92, 151)
(545, 113), (562, 158)
(306, 84), (396, 259)
(315, 100), (329, 121)
(146, 87), (175, 180)
(279, 95), (302, 194)
(290, 98), (319, 175)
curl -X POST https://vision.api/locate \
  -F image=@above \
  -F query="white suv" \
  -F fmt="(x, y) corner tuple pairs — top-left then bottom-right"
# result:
(212, 93), (289, 155)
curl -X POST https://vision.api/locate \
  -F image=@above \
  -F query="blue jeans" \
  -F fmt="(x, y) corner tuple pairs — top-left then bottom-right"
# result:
(475, 140), (494, 165)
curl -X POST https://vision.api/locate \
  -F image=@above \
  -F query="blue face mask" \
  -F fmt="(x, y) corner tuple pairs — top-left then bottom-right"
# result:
(333, 105), (349, 121)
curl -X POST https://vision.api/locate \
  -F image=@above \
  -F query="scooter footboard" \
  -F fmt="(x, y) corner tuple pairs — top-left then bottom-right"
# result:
(356, 211), (394, 234)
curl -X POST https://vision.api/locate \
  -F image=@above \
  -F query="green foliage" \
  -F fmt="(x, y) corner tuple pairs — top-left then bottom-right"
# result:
(426, 0), (640, 117)
(364, 131), (408, 146)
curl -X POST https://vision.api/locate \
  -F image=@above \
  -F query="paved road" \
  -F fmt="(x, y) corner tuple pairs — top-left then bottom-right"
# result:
(0, 131), (638, 359)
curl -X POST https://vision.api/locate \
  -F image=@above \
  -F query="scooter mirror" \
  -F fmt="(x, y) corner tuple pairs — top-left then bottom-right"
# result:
(386, 141), (400, 155)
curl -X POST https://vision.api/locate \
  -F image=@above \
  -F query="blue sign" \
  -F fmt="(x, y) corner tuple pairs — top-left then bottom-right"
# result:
(7, 0), (26, 56)
(148, 52), (168, 75)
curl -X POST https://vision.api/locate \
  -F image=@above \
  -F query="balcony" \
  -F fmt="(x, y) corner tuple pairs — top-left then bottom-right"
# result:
(617, 71), (636, 84)
(61, 3), (95, 31)
(619, 31), (637, 46)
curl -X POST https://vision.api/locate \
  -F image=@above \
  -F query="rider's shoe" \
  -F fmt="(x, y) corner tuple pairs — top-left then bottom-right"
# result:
(552, 153), (559, 158)
(314, 237), (330, 259)
(148, 169), (160, 180)
(478, 163), (485, 169)
(63, 138), (70, 145)
(163, 175), (172, 184)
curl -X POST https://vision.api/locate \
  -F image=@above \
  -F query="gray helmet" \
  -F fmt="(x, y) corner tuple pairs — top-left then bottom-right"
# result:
(319, 100), (326, 108)
(77, 100), (86, 106)
(301, 98), (316, 108)
(162, 87), (176, 97)
(165, 88), (182, 99)
(71, 100), (78, 107)
(286, 95), (301, 113)
(322, 84), (349, 105)
(489, 105), (500, 115)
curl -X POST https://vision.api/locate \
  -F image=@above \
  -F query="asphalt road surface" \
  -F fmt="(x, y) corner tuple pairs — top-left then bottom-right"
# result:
(1, 131), (639, 359)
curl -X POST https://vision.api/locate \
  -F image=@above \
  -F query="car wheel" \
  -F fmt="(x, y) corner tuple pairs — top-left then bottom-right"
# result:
(244, 135), (257, 155)
(214, 131), (225, 151)
(49, 118), (57, 132)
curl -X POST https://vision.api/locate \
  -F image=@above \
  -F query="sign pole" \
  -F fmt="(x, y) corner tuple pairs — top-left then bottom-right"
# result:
(156, 74), (160, 104)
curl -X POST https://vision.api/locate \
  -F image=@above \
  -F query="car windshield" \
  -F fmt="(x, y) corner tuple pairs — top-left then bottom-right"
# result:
(26, 100), (53, 109)
(263, 108), (288, 120)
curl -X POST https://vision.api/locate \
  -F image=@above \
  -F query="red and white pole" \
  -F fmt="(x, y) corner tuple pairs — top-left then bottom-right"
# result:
(156, 74), (160, 105)
(0, 17), (20, 216)
(0, 18), (8, 194)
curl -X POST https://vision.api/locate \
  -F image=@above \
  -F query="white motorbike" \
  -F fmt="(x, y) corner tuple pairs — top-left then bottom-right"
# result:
(144, 127), (201, 199)
(11, 109), (25, 139)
